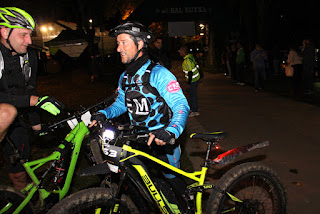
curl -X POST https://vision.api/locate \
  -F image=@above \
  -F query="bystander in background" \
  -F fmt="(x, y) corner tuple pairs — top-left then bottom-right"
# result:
(236, 41), (245, 85)
(230, 44), (237, 82)
(250, 44), (267, 92)
(225, 45), (232, 78)
(150, 36), (172, 70)
(287, 46), (303, 95)
(180, 45), (200, 117)
(301, 39), (316, 94)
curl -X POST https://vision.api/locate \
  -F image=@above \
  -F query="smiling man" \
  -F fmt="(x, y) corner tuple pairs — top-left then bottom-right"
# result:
(0, 7), (64, 190)
(90, 21), (190, 195)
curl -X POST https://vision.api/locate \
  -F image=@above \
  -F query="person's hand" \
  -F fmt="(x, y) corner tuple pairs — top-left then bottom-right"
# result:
(89, 112), (106, 128)
(36, 96), (64, 116)
(32, 124), (41, 131)
(147, 129), (175, 146)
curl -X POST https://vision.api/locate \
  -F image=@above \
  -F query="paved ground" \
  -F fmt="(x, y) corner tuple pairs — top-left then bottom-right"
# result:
(170, 61), (320, 214)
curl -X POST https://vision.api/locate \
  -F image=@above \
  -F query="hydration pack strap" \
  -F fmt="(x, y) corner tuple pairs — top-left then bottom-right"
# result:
(0, 51), (3, 79)
(122, 61), (156, 91)
(0, 50), (31, 82)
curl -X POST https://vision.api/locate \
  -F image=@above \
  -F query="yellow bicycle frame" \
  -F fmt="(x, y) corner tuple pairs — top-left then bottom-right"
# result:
(121, 144), (208, 214)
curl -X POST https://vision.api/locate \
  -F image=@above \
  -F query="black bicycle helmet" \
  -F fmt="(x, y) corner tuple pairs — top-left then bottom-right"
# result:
(0, 7), (35, 31)
(109, 21), (153, 48)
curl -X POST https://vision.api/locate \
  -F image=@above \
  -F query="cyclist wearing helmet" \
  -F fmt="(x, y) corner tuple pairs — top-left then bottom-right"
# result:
(0, 7), (63, 190)
(90, 21), (190, 194)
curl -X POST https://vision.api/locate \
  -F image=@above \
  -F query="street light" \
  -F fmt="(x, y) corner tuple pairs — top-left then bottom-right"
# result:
(41, 26), (47, 32)
(199, 23), (205, 36)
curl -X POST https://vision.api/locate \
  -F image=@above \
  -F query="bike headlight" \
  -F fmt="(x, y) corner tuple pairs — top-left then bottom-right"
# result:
(102, 129), (116, 141)
(98, 121), (119, 143)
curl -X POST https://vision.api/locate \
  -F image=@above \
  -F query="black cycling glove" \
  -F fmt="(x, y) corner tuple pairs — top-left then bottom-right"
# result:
(36, 96), (64, 116)
(152, 129), (176, 145)
(91, 112), (107, 123)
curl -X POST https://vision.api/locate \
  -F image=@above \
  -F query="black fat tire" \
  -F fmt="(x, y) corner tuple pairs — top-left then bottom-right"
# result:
(0, 185), (34, 214)
(88, 139), (104, 164)
(47, 187), (139, 214)
(206, 162), (287, 214)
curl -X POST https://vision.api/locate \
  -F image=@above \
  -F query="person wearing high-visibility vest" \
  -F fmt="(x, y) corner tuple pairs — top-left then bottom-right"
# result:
(180, 45), (200, 117)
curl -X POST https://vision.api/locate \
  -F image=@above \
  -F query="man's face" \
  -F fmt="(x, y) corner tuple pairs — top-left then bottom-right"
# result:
(116, 33), (140, 64)
(1, 28), (32, 55)
(154, 39), (162, 50)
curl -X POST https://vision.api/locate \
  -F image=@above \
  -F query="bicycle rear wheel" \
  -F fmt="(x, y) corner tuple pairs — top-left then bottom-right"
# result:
(207, 162), (287, 214)
(47, 187), (138, 214)
(0, 185), (34, 214)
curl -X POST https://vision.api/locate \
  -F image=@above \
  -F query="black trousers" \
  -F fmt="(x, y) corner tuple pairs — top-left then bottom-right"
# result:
(4, 117), (30, 173)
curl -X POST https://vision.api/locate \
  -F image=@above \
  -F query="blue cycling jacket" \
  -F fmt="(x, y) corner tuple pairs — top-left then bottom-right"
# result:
(99, 60), (190, 139)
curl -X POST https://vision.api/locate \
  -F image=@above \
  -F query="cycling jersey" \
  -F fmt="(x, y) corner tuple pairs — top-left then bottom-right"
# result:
(99, 59), (190, 139)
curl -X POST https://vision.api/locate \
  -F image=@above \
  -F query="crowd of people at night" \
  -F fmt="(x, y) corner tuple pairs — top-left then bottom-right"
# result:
(222, 39), (319, 95)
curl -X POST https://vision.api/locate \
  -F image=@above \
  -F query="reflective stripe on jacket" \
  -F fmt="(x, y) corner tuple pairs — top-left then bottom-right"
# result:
(182, 54), (200, 83)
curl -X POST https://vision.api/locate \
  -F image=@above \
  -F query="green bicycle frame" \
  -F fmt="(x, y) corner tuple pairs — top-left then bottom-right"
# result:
(121, 144), (208, 214)
(0, 121), (89, 214)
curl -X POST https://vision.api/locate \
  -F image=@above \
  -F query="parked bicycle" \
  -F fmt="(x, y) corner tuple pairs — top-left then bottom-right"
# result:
(0, 96), (115, 214)
(47, 119), (287, 214)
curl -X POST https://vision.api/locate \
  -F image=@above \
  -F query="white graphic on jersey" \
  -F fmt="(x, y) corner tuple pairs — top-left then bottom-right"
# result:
(132, 98), (149, 115)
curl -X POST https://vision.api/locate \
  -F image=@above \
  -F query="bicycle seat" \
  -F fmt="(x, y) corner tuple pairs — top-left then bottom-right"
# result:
(190, 132), (226, 141)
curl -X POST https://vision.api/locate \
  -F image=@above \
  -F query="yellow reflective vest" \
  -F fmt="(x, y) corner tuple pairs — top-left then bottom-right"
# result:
(182, 54), (200, 83)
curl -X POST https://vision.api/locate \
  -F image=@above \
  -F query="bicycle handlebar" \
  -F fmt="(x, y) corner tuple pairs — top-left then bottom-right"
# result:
(40, 94), (116, 135)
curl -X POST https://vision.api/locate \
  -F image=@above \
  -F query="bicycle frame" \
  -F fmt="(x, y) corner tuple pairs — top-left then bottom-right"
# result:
(0, 121), (89, 214)
(102, 136), (269, 214)
(109, 144), (209, 214)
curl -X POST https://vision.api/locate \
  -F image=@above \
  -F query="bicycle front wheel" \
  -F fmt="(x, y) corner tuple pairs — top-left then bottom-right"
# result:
(0, 185), (34, 214)
(207, 162), (287, 214)
(47, 187), (139, 214)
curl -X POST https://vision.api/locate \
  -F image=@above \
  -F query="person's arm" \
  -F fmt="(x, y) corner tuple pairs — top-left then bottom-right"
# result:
(97, 72), (128, 119)
(182, 58), (193, 85)
(150, 66), (190, 139)
(25, 50), (41, 127)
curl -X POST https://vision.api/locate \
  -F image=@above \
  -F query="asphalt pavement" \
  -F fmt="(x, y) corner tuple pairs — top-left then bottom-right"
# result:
(170, 60), (320, 214)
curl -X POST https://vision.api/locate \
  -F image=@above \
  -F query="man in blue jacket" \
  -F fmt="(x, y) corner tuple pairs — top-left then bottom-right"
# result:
(90, 21), (190, 194)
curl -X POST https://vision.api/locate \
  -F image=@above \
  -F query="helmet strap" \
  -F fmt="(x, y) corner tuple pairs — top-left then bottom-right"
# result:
(6, 28), (18, 54)
(131, 48), (142, 62)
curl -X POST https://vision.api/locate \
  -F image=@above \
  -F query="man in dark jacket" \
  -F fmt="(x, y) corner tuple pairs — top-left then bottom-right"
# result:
(150, 36), (172, 69)
(0, 7), (64, 190)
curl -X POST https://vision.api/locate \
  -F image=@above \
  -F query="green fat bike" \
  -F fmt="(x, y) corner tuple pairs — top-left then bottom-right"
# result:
(0, 96), (115, 214)
(47, 121), (287, 214)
